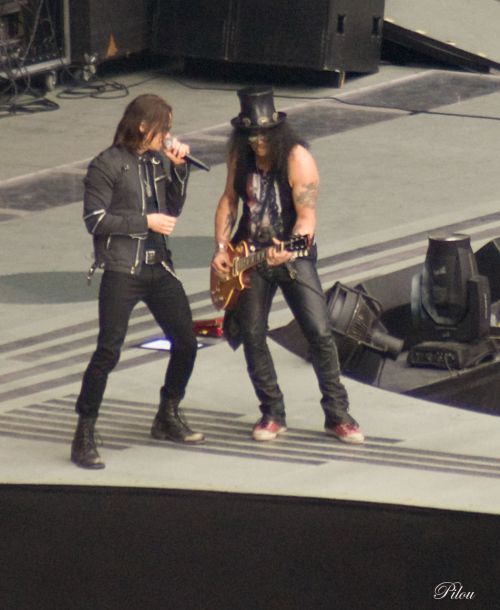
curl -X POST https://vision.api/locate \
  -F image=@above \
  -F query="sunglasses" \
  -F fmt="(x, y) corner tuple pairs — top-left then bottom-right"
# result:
(248, 132), (270, 143)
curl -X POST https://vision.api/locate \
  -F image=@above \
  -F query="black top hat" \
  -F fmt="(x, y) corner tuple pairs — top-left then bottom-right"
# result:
(231, 87), (286, 130)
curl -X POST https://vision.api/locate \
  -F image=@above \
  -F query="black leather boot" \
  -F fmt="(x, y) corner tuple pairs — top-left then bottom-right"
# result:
(151, 399), (205, 444)
(71, 416), (105, 469)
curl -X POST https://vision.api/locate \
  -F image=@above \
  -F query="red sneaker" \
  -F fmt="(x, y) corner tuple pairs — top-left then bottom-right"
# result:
(325, 423), (365, 445)
(252, 418), (287, 441)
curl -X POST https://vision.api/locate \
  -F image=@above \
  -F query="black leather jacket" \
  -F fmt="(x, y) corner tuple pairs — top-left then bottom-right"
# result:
(83, 145), (189, 276)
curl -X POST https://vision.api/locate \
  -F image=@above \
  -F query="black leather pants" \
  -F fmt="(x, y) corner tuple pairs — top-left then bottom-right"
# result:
(236, 259), (357, 427)
(76, 266), (197, 418)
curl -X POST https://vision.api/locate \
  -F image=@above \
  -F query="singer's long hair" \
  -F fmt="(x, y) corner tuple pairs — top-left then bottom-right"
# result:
(229, 121), (308, 198)
(113, 94), (172, 152)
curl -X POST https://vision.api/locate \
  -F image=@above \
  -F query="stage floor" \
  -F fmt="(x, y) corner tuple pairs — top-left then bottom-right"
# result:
(1, 60), (500, 517)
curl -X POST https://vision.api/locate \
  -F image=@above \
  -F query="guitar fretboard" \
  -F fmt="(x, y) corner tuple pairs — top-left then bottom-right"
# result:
(234, 249), (267, 274)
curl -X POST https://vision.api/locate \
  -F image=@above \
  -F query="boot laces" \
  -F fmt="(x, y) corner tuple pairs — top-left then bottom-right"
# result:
(82, 422), (102, 448)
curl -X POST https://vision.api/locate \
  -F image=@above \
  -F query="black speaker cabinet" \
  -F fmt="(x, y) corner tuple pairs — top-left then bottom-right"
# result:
(69, 0), (155, 64)
(153, 0), (385, 76)
(152, 0), (233, 61)
(232, 0), (384, 73)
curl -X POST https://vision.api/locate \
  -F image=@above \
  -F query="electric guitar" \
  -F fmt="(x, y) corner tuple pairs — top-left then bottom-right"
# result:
(210, 235), (309, 311)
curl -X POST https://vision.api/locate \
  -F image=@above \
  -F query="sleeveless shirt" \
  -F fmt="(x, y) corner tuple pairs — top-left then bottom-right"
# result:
(234, 160), (297, 248)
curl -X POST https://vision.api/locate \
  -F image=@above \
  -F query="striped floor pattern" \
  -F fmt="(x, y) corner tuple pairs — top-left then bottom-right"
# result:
(1, 395), (499, 478)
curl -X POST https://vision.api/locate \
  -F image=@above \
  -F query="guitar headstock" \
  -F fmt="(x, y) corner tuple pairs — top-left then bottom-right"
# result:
(284, 234), (309, 255)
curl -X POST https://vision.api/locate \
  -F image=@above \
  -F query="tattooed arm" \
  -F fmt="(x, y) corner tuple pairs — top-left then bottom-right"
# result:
(289, 144), (319, 239)
(265, 144), (319, 266)
(212, 155), (239, 275)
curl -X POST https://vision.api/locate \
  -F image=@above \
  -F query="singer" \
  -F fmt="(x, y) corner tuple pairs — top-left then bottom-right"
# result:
(71, 93), (205, 469)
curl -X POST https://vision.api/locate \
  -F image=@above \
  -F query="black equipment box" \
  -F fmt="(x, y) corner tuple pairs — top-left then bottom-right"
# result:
(69, 0), (154, 64)
(153, 0), (385, 78)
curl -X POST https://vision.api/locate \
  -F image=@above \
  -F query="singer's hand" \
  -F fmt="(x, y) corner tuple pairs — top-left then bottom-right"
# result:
(163, 137), (190, 166)
(147, 213), (177, 235)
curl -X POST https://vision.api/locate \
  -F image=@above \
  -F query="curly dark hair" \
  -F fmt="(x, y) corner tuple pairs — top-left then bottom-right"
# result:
(229, 122), (308, 198)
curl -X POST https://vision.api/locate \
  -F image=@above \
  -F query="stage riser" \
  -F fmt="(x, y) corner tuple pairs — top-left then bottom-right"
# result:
(2, 485), (498, 609)
(405, 360), (500, 415)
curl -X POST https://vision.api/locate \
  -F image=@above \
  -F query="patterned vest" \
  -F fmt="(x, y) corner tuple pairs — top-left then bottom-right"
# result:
(234, 160), (297, 247)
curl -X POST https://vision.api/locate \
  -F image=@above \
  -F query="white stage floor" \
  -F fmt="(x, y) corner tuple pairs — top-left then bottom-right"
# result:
(1, 62), (500, 517)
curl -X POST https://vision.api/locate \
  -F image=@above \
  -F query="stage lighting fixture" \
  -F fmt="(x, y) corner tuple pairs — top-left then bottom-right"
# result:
(326, 282), (404, 360)
(410, 232), (490, 344)
(408, 232), (497, 369)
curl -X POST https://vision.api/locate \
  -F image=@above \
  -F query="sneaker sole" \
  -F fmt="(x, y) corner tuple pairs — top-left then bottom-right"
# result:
(324, 428), (365, 445)
(252, 426), (287, 442)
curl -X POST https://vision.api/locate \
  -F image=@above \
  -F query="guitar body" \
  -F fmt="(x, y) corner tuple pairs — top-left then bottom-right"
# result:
(210, 241), (251, 311)
(210, 236), (309, 311)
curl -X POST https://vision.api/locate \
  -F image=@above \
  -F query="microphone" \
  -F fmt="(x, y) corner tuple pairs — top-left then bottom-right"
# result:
(164, 138), (210, 172)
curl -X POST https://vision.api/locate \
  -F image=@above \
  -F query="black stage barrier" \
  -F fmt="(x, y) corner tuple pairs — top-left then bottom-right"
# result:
(1, 485), (499, 610)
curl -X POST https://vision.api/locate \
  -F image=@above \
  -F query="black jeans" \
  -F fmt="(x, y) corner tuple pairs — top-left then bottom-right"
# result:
(236, 259), (356, 427)
(76, 265), (197, 418)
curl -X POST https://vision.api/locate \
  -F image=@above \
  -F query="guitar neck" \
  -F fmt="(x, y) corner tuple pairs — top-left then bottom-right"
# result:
(235, 248), (268, 274)
(233, 237), (307, 275)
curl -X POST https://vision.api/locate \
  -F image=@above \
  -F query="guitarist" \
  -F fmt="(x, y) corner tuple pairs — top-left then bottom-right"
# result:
(212, 87), (364, 444)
